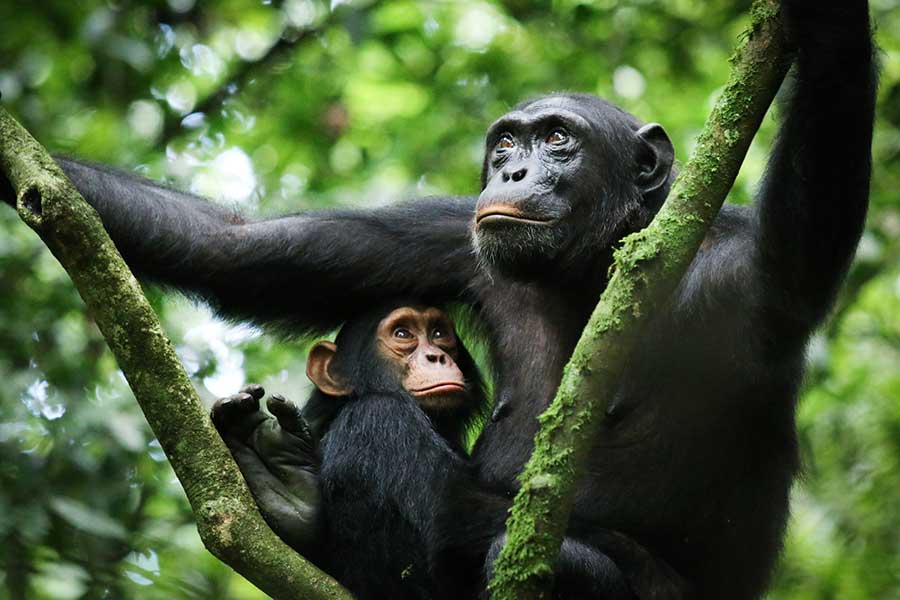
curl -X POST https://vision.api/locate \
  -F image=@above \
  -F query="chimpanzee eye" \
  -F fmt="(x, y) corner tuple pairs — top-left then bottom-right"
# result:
(496, 133), (515, 152)
(432, 328), (445, 339)
(546, 129), (569, 145)
(393, 328), (413, 339)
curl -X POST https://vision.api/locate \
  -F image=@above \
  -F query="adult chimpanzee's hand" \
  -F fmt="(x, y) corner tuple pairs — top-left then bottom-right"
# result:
(211, 384), (322, 555)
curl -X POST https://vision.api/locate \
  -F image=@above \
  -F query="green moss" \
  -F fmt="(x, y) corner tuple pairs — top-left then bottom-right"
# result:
(750, 0), (780, 27)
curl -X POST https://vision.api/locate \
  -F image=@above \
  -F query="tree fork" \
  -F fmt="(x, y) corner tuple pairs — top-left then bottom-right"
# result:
(487, 1), (792, 597)
(0, 106), (353, 600)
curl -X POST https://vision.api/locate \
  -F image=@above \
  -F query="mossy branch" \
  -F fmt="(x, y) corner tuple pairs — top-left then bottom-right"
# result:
(487, 1), (791, 597)
(0, 106), (353, 600)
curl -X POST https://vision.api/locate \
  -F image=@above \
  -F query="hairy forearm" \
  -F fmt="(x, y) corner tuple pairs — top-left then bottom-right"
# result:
(1, 170), (13, 205)
(58, 157), (242, 260)
(55, 157), (478, 332)
(755, 3), (875, 322)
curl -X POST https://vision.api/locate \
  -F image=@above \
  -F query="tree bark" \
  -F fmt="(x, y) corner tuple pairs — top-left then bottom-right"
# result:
(487, 1), (792, 598)
(0, 107), (352, 600)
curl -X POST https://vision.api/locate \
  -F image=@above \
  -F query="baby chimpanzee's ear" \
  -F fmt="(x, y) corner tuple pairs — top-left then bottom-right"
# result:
(306, 341), (353, 397)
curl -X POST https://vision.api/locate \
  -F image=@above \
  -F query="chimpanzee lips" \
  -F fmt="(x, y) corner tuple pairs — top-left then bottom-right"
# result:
(411, 382), (466, 396)
(475, 205), (555, 226)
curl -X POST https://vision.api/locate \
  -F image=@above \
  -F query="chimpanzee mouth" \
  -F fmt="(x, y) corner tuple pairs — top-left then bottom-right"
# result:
(411, 382), (466, 396)
(475, 206), (555, 227)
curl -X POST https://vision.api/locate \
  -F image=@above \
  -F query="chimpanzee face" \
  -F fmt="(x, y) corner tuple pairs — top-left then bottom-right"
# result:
(374, 306), (468, 411)
(474, 93), (674, 280)
(305, 306), (472, 413)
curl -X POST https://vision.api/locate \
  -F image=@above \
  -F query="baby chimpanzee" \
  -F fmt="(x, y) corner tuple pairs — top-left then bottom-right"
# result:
(214, 302), (491, 599)
(305, 302), (490, 599)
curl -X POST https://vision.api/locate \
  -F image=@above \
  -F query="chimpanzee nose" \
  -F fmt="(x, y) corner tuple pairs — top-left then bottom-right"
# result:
(502, 167), (527, 183)
(426, 352), (447, 364)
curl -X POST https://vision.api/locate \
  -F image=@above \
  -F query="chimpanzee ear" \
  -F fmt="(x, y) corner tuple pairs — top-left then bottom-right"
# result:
(306, 341), (352, 397)
(635, 123), (675, 196)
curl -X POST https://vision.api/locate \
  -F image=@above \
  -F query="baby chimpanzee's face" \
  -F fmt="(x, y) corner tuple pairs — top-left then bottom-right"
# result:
(305, 305), (473, 413)
(375, 306), (469, 411)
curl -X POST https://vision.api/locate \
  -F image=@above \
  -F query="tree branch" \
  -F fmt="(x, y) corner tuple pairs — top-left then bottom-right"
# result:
(0, 105), (353, 600)
(487, 1), (792, 597)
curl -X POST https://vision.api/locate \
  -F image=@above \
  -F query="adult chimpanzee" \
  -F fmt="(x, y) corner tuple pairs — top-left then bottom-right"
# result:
(1, 2), (876, 597)
(213, 303), (646, 599)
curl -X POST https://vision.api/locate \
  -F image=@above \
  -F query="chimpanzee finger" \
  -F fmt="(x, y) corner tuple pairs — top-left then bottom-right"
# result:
(240, 383), (265, 401)
(267, 394), (312, 439)
(211, 392), (260, 432)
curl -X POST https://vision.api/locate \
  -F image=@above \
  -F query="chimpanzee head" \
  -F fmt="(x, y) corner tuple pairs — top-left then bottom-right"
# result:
(304, 301), (487, 428)
(474, 93), (675, 280)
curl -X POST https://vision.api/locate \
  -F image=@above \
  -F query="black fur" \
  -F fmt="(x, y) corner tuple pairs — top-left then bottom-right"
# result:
(319, 393), (472, 599)
(5, 4), (876, 597)
(306, 303), (486, 599)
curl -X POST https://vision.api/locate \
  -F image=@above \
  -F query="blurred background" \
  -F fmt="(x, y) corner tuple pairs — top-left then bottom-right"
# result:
(0, 0), (898, 598)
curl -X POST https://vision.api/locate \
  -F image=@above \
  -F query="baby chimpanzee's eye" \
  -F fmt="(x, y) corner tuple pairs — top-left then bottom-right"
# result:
(432, 328), (445, 339)
(393, 327), (413, 339)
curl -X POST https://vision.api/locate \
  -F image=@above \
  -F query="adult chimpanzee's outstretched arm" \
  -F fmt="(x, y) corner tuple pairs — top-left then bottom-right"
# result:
(755, 1), (876, 327)
(44, 158), (478, 333)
